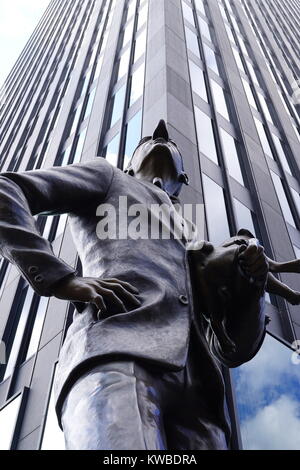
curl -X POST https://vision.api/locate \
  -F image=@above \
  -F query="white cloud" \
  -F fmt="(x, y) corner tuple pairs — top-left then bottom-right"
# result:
(241, 395), (300, 450)
(0, 0), (50, 87)
(234, 334), (300, 405)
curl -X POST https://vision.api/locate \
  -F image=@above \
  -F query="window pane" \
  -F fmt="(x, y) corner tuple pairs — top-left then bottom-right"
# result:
(0, 262), (10, 299)
(127, 0), (137, 21)
(294, 245), (300, 258)
(55, 214), (68, 239)
(291, 188), (300, 217)
(242, 78), (257, 110)
(124, 110), (142, 169)
(232, 334), (300, 450)
(117, 48), (131, 81)
(110, 85), (126, 127)
(83, 87), (96, 120)
(211, 80), (230, 120)
(41, 369), (65, 450)
(247, 60), (259, 86)
(271, 171), (296, 228)
(234, 198), (256, 235)
(272, 135), (292, 175)
(105, 133), (120, 167)
(129, 63), (145, 106)
(4, 287), (35, 380)
(26, 296), (49, 360)
(123, 19), (134, 47)
(239, 37), (249, 57)
(185, 27), (200, 57)
(195, 0), (205, 16)
(182, 1), (195, 25)
(134, 28), (147, 63)
(232, 47), (245, 73)
(202, 174), (230, 245)
(73, 127), (87, 164)
(60, 144), (72, 167)
(69, 102), (83, 136)
(254, 117), (273, 159)
(189, 60), (207, 101)
(195, 107), (218, 164)
(198, 16), (212, 42)
(0, 395), (22, 450)
(258, 93), (274, 124)
(93, 55), (104, 81)
(42, 216), (54, 240)
(225, 24), (236, 44)
(81, 69), (92, 96)
(203, 44), (219, 75)
(137, 3), (148, 31)
(219, 3), (228, 20)
(220, 129), (244, 185)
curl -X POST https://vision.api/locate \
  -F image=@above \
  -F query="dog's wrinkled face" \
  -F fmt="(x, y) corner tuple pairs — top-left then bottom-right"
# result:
(189, 229), (256, 314)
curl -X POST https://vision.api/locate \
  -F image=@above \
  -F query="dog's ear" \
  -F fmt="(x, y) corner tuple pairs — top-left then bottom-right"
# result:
(237, 228), (255, 239)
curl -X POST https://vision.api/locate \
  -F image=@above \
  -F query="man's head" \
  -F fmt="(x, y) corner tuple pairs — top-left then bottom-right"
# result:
(125, 120), (189, 197)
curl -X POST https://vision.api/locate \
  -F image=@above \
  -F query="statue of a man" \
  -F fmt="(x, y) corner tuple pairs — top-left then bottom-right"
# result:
(0, 120), (268, 450)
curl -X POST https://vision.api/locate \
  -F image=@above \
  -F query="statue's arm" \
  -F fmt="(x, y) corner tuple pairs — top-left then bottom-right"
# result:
(0, 159), (114, 297)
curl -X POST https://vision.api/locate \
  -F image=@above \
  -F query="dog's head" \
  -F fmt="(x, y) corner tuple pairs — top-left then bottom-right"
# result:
(188, 229), (257, 316)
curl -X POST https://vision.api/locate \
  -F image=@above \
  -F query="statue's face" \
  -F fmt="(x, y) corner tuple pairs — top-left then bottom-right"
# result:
(126, 120), (188, 196)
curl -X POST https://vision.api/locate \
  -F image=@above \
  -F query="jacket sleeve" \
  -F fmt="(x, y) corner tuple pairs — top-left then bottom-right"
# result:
(0, 158), (114, 296)
(205, 283), (267, 368)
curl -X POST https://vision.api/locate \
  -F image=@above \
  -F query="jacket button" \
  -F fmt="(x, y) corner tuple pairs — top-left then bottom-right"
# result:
(28, 266), (38, 274)
(34, 275), (43, 283)
(179, 294), (188, 305)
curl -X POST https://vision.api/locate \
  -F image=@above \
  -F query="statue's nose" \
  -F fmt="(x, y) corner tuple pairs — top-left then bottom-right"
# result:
(153, 119), (169, 141)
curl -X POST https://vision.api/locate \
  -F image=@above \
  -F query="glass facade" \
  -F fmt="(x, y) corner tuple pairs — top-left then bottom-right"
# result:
(0, 0), (299, 450)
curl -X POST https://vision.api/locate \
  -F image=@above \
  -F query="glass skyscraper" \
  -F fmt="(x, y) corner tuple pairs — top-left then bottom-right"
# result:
(0, 0), (300, 450)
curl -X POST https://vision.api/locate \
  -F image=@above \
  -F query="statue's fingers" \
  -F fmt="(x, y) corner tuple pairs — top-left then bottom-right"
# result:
(98, 287), (128, 312)
(102, 278), (139, 294)
(100, 281), (141, 307)
(91, 294), (106, 312)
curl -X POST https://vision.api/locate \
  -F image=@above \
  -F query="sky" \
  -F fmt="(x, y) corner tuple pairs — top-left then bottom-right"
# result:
(0, 0), (50, 88)
(232, 334), (300, 450)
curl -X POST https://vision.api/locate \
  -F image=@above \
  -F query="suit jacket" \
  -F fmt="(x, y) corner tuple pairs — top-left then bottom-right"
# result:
(0, 158), (266, 430)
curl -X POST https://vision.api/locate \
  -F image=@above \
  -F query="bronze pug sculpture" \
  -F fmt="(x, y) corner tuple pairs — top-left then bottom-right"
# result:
(0, 120), (269, 449)
(188, 228), (300, 355)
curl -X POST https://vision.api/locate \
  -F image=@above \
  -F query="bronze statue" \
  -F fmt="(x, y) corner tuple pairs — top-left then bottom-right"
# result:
(0, 120), (270, 450)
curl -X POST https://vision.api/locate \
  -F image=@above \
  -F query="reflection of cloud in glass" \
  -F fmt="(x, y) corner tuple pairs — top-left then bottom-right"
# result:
(129, 63), (145, 106)
(123, 110), (142, 169)
(232, 334), (300, 449)
(105, 134), (120, 167)
(41, 386), (65, 450)
(241, 395), (300, 450)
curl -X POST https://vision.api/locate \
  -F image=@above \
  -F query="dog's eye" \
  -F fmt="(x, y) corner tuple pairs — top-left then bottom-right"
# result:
(235, 239), (248, 246)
